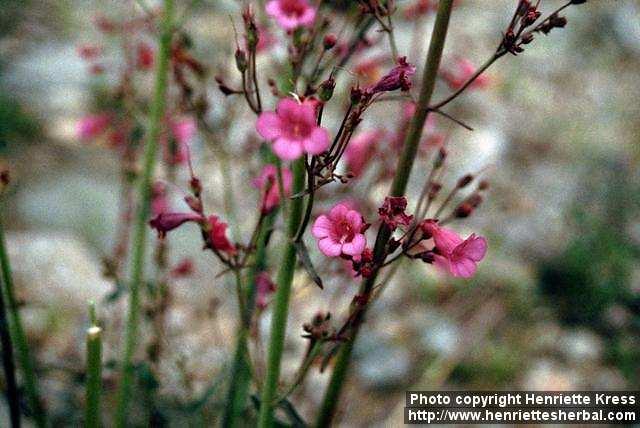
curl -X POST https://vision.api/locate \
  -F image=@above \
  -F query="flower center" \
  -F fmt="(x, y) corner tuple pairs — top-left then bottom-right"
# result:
(335, 219), (355, 243)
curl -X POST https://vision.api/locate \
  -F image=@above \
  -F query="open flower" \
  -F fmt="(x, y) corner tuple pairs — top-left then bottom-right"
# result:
(252, 164), (293, 213)
(207, 215), (236, 255)
(421, 220), (487, 278)
(266, 0), (316, 30)
(77, 113), (111, 141)
(312, 203), (367, 258)
(256, 98), (329, 160)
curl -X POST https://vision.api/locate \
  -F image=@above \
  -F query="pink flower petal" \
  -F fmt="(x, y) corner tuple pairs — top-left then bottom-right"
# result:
(265, 0), (280, 17)
(329, 203), (349, 221)
(311, 215), (333, 239)
(432, 226), (464, 255)
(256, 112), (284, 140)
(341, 234), (366, 256)
(318, 237), (342, 257)
(276, 98), (302, 119)
(450, 257), (477, 278)
(304, 127), (330, 155)
(273, 138), (304, 160)
(456, 234), (487, 262)
(345, 210), (363, 230)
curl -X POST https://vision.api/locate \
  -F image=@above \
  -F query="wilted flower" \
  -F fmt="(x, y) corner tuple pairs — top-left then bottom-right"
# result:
(312, 203), (367, 258)
(265, 0), (316, 30)
(421, 220), (487, 278)
(367, 56), (416, 94)
(256, 98), (329, 160)
(378, 196), (413, 229)
(252, 164), (293, 213)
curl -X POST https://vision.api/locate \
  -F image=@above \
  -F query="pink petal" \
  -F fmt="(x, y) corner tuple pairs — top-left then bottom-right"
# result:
(276, 98), (302, 119)
(450, 257), (478, 278)
(265, 1), (280, 17)
(304, 127), (330, 155)
(311, 215), (332, 239)
(329, 203), (349, 221)
(256, 112), (284, 140)
(433, 226), (464, 255)
(345, 210), (363, 230)
(298, 7), (316, 27)
(273, 138), (304, 160)
(456, 234), (487, 262)
(318, 237), (342, 257)
(341, 234), (366, 256)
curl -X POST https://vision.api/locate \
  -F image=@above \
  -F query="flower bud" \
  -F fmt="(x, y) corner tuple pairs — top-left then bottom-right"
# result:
(319, 76), (336, 102)
(235, 48), (247, 72)
(323, 34), (337, 50)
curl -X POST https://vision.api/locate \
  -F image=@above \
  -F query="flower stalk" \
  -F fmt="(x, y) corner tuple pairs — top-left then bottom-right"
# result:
(0, 207), (45, 427)
(114, 0), (175, 425)
(315, 1), (455, 425)
(0, 240), (20, 428)
(85, 302), (102, 428)
(257, 157), (306, 428)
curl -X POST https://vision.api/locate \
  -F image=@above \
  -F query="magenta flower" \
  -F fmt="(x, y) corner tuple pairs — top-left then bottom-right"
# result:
(344, 130), (384, 177)
(77, 113), (111, 141)
(442, 58), (490, 90)
(149, 212), (203, 238)
(256, 98), (329, 160)
(422, 220), (487, 278)
(207, 215), (236, 255)
(368, 56), (416, 94)
(255, 272), (276, 309)
(265, 0), (316, 30)
(312, 203), (367, 258)
(252, 164), (293, 213)
(165, 118), (196, 165)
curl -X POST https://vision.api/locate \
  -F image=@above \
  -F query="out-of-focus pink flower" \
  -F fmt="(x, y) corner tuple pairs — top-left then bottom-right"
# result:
(368, 57), (416, 94)
(355, 56), (386, 87)
(312, 203), (367, 258)
(256, 98), (329, 160)
(265, 0), (316, 30)
(165, 118), (196, 165)
(421, 220), (487, 278)
(77, 44), (102, 60)
(441, 58), (490, 90)
(256, 272), (276, 309)
(77, 114), (111, 141)
(207, 215), (236, 255)
(170, 258), (195, 277)
(149, 212), (203, 238)
(151, 181), (170, 217)
(252, 164), (293, 213)
(254, 25), (275, 52)
(137, 42), (154, 70)
(378, 196), (413, 229)
(344, 130), (384, 177)
(403, 0), (436, 20)
(266, 0), (316, 31)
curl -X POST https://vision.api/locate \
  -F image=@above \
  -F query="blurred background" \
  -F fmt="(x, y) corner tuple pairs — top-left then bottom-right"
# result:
(0, 0), (639, 426)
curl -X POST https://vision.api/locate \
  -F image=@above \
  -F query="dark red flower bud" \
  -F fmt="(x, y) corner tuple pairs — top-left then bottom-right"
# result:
(456, 174), (474, 188)
(323, 34), (337, 50)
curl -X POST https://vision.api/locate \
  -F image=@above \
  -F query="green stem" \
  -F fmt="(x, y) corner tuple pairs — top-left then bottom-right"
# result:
(0, 211), (45, 427)
(257, 158), (306, 428)
(85, 303), (102, 428)
(315, 1), (455, 425)
(114, 0), (174, 425)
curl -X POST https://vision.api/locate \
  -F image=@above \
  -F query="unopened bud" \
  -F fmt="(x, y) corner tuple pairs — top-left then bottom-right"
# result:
(319, 76), (336, 102)
(235, 49), (247, 73)
(323, 34), (337, 50)
(456, 174), (473, 188)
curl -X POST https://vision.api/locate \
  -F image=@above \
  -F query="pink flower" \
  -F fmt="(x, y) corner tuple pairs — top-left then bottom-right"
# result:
(344, 130), (384, 177)
(367, 57), (416, 94)
(312, 203), (367, 258)
(149, 212), (203, 238)
(256, 272), (276, 309)
(77, 114), (111, 141)
(421, 220), (487, 278)
(165, 118), (196, 165)
(441, 58), (490, 90)
(256, 98), (329, 160)
(207, 215), (236, 255)
(266, 0), (316, 30)
(136, 42), (154, 70)
(252, 164), (293, 213)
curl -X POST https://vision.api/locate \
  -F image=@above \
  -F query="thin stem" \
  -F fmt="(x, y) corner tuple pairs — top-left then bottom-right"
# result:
(0, 213), (45, 427)
(0, 256), (20, 428)
(257, 157), (306, 428)
(85, 303), (102, 428)
(315, 1), (455, 425)
(114, 0), (175, 425)
(275, 340), (322, 404)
